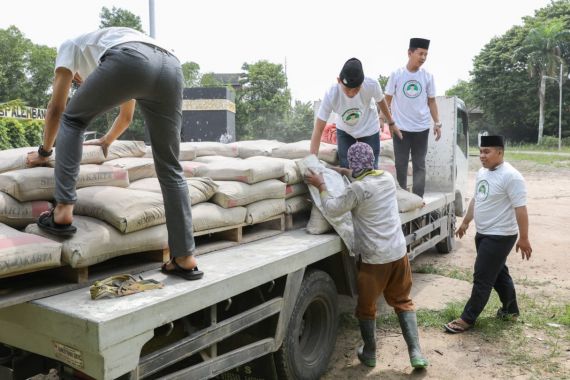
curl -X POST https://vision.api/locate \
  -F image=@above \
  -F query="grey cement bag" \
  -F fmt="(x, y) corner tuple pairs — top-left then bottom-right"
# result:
(285, 195), (311, 214)
(285, 183), (308, 199)
(0, 223), (61, 278)
(128, 177), (218, 205)
(306, 205), (333, 234)
(0, 192), (52, 229)
(191, 203), (246, 232)
(180, 161), (207, 177)
(247, 156), (302, 184)
(26, 216), (168, 268)
(194, 156), (243, 164)
(231, 140), (285, 158)
(211, 180), (286, 208)
(104, 140), (147, 161)
(102, 157), (156, 182)
(245, 198), (286, 224)
(181, 141), (238, 157)
(143, 145), (153, 158)
(0, 147), (43, 174)
(178, 144), (197, 161)
(75, 187), (165, 233)
(194, 160), (285, 184)
(380, 139), (395, 160)
(396, 189), (424, 213)
(271, 140), (339, 165)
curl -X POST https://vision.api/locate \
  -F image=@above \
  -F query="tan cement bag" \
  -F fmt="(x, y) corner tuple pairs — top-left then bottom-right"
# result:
(0, 223), (61, 278)
(396, 189), (424, 213)
(128, 177), (218, 205)
(285, 195), (311, 214)
(180, 161), (207, 177)
(143, 145), (153, 158)
(271, 140), (339, 165)
(191, 202), (246, 232)
(306, 205), (333, 234)
(0, 192), (52, 228)
(178, 144), (197, 161)
(102, 157), (156, 182)
(25, 216), (168, 268)
(380, 139), (395, 160)
(285, 183), (308, 199)
(181, 141), (238, 157)
(0, 147), (42, 174)
(212, 180), (286, 208)
(0, 165), (127, 202)
(194, 160), (285, 184)
(78, 145), (107, 164)
(194, 156), (243, 164)
(104, 140), (147, 161)
(230, 140), (285, 158)
(75, 187), (165, 233)
(245, 198), (286, 224)
(246, 156), (302, 184)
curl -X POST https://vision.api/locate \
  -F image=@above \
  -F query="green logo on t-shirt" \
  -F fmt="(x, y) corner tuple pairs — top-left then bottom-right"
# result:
(403, 80), (422, 98)
(341, 108), (362, 126)
(475, 180), (489, 201)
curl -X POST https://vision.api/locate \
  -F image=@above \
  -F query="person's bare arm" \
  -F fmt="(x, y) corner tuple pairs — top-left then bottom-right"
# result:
(27, 67), (73, 167)
(84, 100), (136, 157)
(310, 118), (327, 155)
(455, 198), (474, 239)
(514, 206), (532, 260)
(377, 98), (402, 140)
(427, 97), (441, 141)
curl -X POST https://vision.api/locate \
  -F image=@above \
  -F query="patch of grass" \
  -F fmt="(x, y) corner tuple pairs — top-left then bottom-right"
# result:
(505, 152), (570, 167)
(413, 263), (472, 282)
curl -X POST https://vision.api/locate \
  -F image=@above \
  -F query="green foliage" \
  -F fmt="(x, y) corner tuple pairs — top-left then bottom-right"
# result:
(200, 72), (224, 87)
(280, 100), (314, 142)
(377, 74), (389, 90)
(446, 80), (477, 110)
(1, 118), (28, 148)
(24, 119), (44, 146)
(99, 6), (144, 32)
(181, 61), (201, 87)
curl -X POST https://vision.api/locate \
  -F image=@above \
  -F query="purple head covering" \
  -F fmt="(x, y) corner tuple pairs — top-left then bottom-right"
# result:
(347, 142), (374, 175)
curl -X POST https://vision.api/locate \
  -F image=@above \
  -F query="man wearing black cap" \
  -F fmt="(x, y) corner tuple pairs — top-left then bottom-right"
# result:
(310, 57), (401, 168)
(385, 38), (441, 197)
(444, 135), (532, 333)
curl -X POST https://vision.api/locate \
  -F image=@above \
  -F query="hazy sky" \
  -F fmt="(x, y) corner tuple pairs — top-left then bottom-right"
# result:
(0, 0), (552, 102)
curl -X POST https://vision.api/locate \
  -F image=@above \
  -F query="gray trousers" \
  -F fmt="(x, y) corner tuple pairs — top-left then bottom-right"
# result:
(393, 129), (429, 197)
(55, 42), (195, 257)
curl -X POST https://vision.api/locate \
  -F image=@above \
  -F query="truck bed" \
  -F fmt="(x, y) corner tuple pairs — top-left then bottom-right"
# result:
(0, 230), (343, 380)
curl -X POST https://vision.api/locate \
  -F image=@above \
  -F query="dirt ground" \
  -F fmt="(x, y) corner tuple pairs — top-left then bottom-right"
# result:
(322, 158), (570, 380)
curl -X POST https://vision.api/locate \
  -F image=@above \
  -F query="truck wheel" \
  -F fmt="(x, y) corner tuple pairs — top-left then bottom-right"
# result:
(436, 204), (456, 254)
(275, 270), (338, 380)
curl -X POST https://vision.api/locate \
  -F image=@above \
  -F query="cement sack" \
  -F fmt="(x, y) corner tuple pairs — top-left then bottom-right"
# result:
(178, 144), (197, 161)
(396, 189), (424, 213)
(298, 155), (354, 251)
(245, 198), (286, 224)
(0, 147), (44, 174)
(25, 216), (168, 268)
(247, 156), (302, 184)
(272, 140), (339, 165)
(285, 195), (311, 215)
(143, 145), (153, 158)
(0, 192), (52, 229)
(194, 156), (242, 164)
(191, 202), (246, 232)
(380, 139), (395, 160)
(0, 223), (61, 278)
(102, 157), (156, 182)
(78, 145), (107, 164)
(104, 140), (147, 161)
(194, 160), (285, 184)
(285, 183), (308, 199)
(128, 177), (218, 205)
(0, 165), (129, 202)
(230, 140), (285, 158)
(75, 186), (165, 233)
(180, 161), (207, 177)
(181, 141), (238, 157)
(212, 180), (286, 208)
(306, 205), (333, 234)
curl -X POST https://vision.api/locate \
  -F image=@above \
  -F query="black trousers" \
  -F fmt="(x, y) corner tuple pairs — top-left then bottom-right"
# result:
(392, 129), (429, 197)
(461, 233), (519, 324)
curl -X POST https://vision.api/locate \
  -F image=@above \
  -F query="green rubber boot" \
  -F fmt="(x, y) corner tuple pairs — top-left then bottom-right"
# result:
(357, 319), (377, 367)
(398, 311), (429, 369)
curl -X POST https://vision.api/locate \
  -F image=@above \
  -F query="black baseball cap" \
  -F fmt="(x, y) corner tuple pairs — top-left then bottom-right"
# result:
(339, 58), (364, 88)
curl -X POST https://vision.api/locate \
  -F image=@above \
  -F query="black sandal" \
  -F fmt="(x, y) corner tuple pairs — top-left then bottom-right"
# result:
(37, 209), (77, 237)
(161, 258), (204, 281)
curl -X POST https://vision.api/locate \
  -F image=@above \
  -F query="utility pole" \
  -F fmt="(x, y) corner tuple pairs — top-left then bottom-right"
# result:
(558, 61), (562, 151)
(149, 0), (156, 38)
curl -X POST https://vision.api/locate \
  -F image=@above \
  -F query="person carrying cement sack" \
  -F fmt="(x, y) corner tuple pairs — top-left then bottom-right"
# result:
(26, 26), (203, 280)
(310, 58), (402, 169)
(445, 135), (532, 333)
(304, 142), (428, 369)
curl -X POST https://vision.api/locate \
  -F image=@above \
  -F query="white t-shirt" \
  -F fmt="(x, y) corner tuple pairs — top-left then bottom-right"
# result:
(473, 162), (527, 235)
(55, 27), (176, 80)
(320, 171), (406, 264)
(385, 67), (436, 132)
(317, 77), (384, 139)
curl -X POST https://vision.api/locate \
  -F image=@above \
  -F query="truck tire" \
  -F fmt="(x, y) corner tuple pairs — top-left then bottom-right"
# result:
(436, 204), (456, 254)
(275, 270), (338, 380)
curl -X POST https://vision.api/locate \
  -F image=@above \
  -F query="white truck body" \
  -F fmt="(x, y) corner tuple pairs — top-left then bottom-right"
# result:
(0, 96), (468, 380)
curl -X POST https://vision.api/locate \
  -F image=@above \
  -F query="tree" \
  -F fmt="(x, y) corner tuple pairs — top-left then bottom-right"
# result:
(280, 100), (314, 142)
(200, 72), (223, 87)
(514, 19), (570, 143)
(235, 61), (291, 140)
(99, 6), (144, 32)
(446, 80), (477, 111)
(181, 61), (201, 87)
(377, 74), (389, 90)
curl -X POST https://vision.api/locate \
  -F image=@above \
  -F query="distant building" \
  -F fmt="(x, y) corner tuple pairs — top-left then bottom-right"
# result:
(211, 73), (243, 91)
